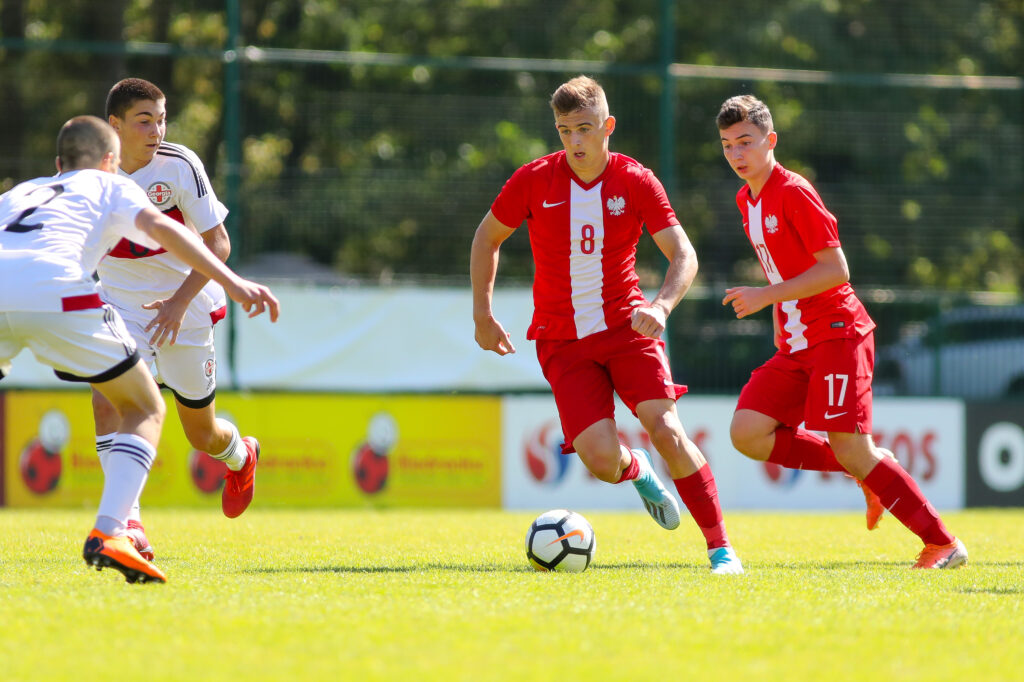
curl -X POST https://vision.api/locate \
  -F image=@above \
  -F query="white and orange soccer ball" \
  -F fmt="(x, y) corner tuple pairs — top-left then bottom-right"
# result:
(525, 509), (596, 573)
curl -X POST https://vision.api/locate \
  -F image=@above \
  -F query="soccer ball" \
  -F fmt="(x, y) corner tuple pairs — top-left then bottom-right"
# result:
(525, 509), (596, 573)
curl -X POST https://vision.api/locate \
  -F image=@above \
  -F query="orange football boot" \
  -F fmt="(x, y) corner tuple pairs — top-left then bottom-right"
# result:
(912, 538), (968, 569)
(82, 528), (166, 583)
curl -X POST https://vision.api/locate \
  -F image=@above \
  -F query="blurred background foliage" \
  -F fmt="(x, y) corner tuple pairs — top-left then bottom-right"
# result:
(1, 0), (1022, 391)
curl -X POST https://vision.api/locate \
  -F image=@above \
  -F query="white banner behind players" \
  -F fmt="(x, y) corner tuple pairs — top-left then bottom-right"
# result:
(502, 395), (965, 511)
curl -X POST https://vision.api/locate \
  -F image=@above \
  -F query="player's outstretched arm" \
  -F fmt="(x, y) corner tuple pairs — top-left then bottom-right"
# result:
(135, 207), (279, 322)
(471, 211), (517, 355)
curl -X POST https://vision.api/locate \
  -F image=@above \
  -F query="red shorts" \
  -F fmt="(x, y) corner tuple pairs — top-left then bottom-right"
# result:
(536, 323), (687, 454)
(736, 333), (874, 434)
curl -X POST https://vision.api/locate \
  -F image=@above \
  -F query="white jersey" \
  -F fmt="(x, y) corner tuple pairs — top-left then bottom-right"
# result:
(98, 141), (229, 329)
(0, 170), (159, 313)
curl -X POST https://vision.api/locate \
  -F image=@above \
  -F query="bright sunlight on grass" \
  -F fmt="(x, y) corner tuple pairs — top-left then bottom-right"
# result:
(0, 508), (1020, 681)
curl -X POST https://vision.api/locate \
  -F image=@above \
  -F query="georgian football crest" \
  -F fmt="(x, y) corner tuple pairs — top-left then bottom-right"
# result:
(147, 181), (173, 207)
(764, 214), (779, 234)
(606, 196), (625, 216)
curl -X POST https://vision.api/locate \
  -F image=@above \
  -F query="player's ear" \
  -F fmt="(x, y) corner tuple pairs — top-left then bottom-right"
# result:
(54, 156), (62, 173)
(767, 131), (778, 149)
(604, 115), (616, 137)
(108, 115), (120, 132)
(98, 151), (115, 173)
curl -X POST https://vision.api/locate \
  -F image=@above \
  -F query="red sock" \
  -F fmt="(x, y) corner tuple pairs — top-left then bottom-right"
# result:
(768, 426), (845, 472)
(673, 464), (729, 550)
(615, 448), (639, 483)
(862, 456), (955, 546)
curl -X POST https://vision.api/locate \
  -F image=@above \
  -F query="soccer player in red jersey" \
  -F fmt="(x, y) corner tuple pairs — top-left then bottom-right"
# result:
(717, 94), (966, 569)
(472, 76), (742, 574)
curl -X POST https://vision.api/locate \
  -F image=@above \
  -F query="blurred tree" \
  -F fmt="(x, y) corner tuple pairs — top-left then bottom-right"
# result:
(0, 0), (1020, 292)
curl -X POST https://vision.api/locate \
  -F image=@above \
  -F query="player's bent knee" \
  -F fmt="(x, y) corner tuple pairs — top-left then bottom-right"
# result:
(729, 421), (762, 458)
(576, 448), (623, 483)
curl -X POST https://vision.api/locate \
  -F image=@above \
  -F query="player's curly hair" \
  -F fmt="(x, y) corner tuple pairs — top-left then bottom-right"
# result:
(716, 95), (774, 134)
(57, 115), (118, 170)
(550, 76), (609, 120)
(105, 77), (165, 120)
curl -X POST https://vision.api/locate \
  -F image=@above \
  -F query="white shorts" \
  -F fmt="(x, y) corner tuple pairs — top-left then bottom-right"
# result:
(0, 306), (139, 383)
(119, 313), (218, 407)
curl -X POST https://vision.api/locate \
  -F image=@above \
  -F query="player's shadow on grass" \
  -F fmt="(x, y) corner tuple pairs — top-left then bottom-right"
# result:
(590, 561), (707, 570)
(959, 586), (1024, 595)
(775, 560), (911, 569)
(251, 561), (718, 574)
(250, 564), (535, 574)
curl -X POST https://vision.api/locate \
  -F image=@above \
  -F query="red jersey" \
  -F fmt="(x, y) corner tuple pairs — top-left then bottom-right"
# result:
(491, 151), (679, 340)
(735, 163), (875, 354)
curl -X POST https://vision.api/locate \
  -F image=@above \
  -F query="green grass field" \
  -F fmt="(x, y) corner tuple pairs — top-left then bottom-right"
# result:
(1, 508), (1021, 681)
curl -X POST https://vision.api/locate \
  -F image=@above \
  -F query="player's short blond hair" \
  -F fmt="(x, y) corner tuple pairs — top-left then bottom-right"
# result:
(716, 95), (774, 134)
(57, 116), (119, 170)
(550, 76), (610, 120)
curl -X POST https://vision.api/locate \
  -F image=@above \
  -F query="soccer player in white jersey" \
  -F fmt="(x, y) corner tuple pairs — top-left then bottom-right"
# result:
(472, 76), (742, 574)
(0, 115), (279, 583)
(91, 78), (257, 561)
(717, 94), (966, 569)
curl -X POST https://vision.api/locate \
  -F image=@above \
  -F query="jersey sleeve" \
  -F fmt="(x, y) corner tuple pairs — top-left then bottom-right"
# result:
(107, 178), (163, 250)
(634, 167), (679, 235)
(489, 164), (533, 229)
(784, 184), (840, 253)
(175, 150), (229, 233)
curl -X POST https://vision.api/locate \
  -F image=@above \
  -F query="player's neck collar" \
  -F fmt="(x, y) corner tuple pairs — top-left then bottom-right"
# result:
(562, 151), (614, 189)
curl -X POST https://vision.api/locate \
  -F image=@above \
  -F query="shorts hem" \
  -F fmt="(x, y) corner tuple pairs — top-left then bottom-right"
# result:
(172, 388), (216, 409)
(54, 351), (140, 384)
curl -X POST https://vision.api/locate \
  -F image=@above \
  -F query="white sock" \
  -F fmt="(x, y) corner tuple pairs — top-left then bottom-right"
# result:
(97, 432), (142, 523)
(209, 418), (245, 471)
(95, 433), (155, 536)
(95, 432), (115, 471)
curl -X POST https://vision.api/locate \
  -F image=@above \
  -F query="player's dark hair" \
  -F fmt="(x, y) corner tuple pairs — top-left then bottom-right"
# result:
(57, 115), (119, 170)
(105, 77), (165, 119)
(716, 95), (774, 134)
(550, 75), (610, 120)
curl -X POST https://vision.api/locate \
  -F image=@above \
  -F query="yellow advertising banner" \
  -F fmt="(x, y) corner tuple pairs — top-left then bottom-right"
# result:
(2, 391), (501, 508)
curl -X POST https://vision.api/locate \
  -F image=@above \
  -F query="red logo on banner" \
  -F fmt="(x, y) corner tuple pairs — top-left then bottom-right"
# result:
(20, 440), (62, 494)
(189, 450), (228, 493)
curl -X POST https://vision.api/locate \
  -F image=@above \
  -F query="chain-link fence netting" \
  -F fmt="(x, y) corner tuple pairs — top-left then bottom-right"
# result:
(1, 0), (1022, 395)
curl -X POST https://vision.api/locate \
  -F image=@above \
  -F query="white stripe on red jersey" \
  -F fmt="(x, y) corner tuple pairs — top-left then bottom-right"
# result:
(569, 180), (607, 337)
(736, 164), (874, 353)
(491, 151), (679, 341)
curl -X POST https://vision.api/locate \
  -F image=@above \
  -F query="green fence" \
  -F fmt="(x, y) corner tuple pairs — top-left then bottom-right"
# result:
(1, 1), (1022, 396)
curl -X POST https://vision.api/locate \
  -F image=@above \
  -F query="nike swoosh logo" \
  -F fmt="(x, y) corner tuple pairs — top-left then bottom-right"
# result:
(542, 200), (565, 208)
(823, 411), (848, 419)
(547, 529), (585, 545)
